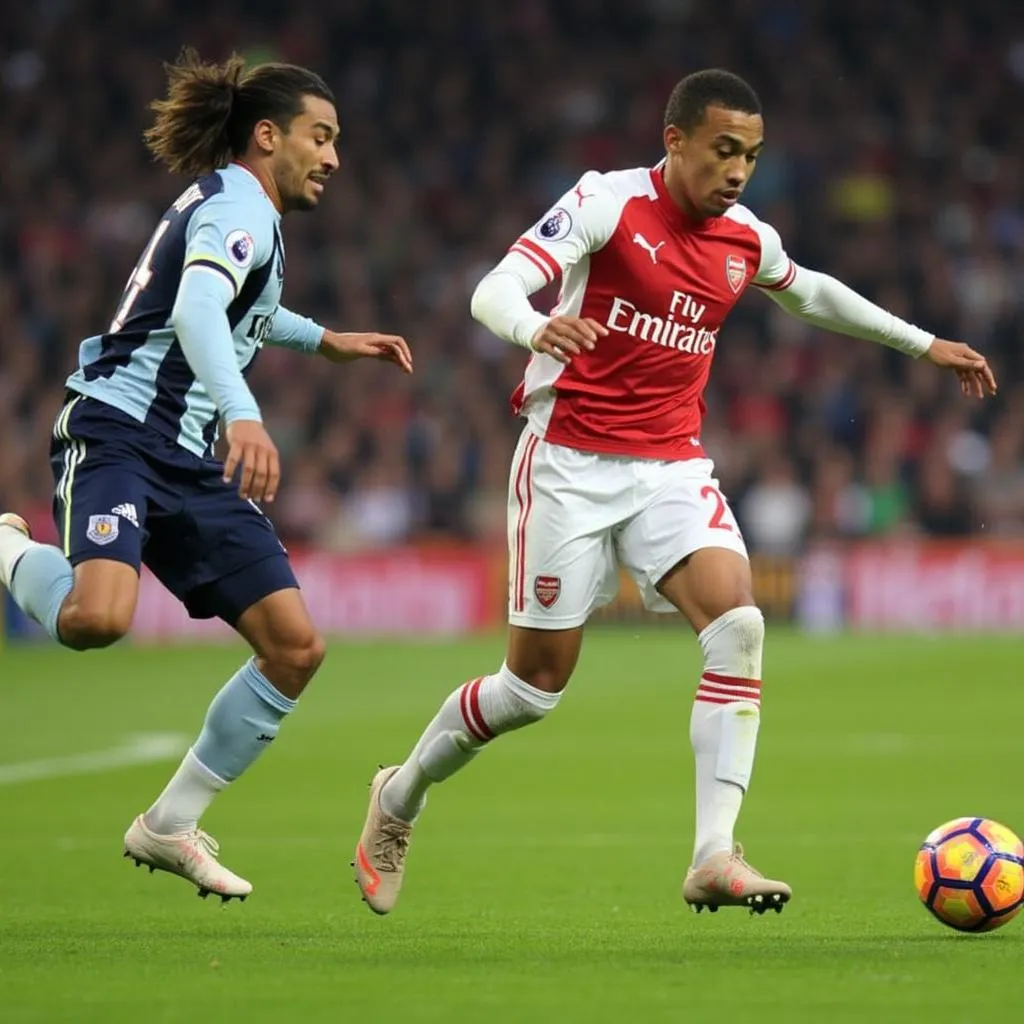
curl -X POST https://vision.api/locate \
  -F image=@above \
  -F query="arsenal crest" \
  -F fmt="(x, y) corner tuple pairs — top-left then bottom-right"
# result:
(534, 575), (561, 609)
(725, 254), (747, 294)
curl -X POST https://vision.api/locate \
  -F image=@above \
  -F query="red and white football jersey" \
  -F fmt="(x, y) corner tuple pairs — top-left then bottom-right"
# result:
(502, 165), (796, 461)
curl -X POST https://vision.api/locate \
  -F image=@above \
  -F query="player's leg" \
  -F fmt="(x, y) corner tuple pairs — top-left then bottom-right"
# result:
(168, 585), (324, 831)
(617, 465), (790, 914)
(353, 624), (582, 915)
(354, 431), (621, 914)
(140, 585), (322, 825)
(0, 398), (144, 648)
(379, 623), (582, 823)
(125, 473), (320, 901)
(0, 526), (139, 649)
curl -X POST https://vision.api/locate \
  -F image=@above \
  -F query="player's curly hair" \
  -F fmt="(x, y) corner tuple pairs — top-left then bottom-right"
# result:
(144, 48), (335, 177)
(664, 69), (761, 132)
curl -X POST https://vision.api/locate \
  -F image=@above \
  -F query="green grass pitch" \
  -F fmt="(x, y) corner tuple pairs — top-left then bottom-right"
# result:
(1, 629), (1021, 1022)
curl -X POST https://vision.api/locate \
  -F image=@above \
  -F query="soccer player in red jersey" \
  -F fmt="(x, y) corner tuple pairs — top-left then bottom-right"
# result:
(354, 69), (996, 915)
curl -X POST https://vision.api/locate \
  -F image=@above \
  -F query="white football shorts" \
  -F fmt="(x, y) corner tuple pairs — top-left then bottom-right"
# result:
(506, 428), (748, 628)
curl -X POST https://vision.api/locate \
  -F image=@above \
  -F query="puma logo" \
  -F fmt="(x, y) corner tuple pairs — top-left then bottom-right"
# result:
(574, 184), (594, 207)
(633, 233), (666, 264)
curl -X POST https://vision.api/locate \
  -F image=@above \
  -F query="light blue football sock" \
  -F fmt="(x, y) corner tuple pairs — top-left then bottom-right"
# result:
(9, 544), (74, 643)
(192, 657), (297, 782)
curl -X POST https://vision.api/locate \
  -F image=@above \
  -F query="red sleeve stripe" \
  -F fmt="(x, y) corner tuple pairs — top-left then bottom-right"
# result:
(755, 260), (797, 291)
(509, 244), (553, 282)
(515, 236), (561, 282)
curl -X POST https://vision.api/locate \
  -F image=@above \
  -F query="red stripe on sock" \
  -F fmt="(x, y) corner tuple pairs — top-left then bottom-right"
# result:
(459, 679), (491, 743)
(468, 678), (495, 741)
(699, 680), (761, 700)
(702, 671), (761, 691)
(695, 692), (761, 706)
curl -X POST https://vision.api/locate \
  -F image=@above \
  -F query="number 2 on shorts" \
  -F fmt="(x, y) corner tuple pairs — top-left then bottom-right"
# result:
(700, 485), (734, 532)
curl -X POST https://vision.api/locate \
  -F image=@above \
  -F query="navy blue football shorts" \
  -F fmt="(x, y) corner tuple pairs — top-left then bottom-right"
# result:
(49, 392), (298, 626)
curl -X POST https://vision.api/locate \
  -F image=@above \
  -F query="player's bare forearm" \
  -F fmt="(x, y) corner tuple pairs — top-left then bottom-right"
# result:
(317, 330), (413, 373)
(922, 338), (998, 399)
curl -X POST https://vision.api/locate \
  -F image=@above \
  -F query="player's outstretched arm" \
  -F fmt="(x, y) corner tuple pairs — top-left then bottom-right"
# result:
(760, 263), (997, 399)
(750, 217), (996, 400)
(265, 304), (411, 373)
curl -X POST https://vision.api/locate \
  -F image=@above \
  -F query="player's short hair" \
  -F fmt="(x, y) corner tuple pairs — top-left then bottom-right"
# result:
(663, 70), (761, 132)
(144, 48), (335, 177)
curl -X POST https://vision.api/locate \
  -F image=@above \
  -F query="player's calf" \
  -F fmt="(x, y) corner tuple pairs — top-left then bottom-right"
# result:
(258, 631), (326, 694)
(145, 658), (299, 837)
(689, 605), (764, 866)
(235, 588), (326, 699)
(381, 662), (561, 821)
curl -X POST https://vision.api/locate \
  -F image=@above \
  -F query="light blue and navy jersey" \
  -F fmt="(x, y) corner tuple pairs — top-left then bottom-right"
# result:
(66, 163), (321, 458)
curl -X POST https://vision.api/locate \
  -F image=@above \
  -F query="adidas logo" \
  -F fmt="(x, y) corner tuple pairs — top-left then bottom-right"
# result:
(256, 734), (275, 744)
(111, 503), (139, 528)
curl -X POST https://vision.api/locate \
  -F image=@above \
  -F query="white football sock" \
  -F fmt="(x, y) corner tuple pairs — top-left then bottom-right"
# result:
(0, 525), (34, 589)
(690, 606), (764, 867)
(144, 748), (227, 835)
(380, 662), (560, 822)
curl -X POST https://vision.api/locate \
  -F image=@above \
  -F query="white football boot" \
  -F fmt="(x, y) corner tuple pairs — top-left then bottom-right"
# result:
(124, 815), (253, 903)
(352, 765), (413, 915)
(683, 843), (792, 915)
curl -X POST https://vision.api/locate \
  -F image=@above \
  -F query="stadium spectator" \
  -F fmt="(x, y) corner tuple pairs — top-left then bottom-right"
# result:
(2, 0), (1022, 552)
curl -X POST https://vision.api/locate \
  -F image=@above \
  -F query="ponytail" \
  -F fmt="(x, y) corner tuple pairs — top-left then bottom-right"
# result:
(144, 48), (245, 176)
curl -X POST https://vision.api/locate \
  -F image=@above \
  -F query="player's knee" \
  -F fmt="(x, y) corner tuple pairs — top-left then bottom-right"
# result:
(267, 630), (326, 686)
(302, 633), (328, 676)
(59, 602), (132, 650)
(516, 664), (572, 694)
(699, 605), (764, 680)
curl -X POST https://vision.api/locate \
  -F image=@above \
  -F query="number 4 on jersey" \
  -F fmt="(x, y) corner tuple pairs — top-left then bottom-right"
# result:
(109, 219), (170, 333)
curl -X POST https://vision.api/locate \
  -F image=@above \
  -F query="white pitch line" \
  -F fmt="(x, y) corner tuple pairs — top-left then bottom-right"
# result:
(0, 733), (188, 786)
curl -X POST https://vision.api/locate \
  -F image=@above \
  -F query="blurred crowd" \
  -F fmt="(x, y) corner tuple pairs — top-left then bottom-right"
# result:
(2, 0), (1023, 555)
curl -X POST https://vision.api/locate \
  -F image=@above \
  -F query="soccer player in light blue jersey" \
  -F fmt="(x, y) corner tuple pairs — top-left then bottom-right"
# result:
(0, 49), (412, 902)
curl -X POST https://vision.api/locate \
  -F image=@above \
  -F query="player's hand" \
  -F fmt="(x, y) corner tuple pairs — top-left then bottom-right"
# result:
(925, 339), (997, 399)
(223, 420), (281, 504)
(319, 330), (413, 374)
(530, 316), (608, 365)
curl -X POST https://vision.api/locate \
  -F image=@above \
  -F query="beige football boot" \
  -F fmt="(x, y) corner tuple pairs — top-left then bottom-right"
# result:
(0, 513), (32, 589)
(683, 843), (792, 915)
(123, 815), (253, 903)
(352, 765), (413, 915)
